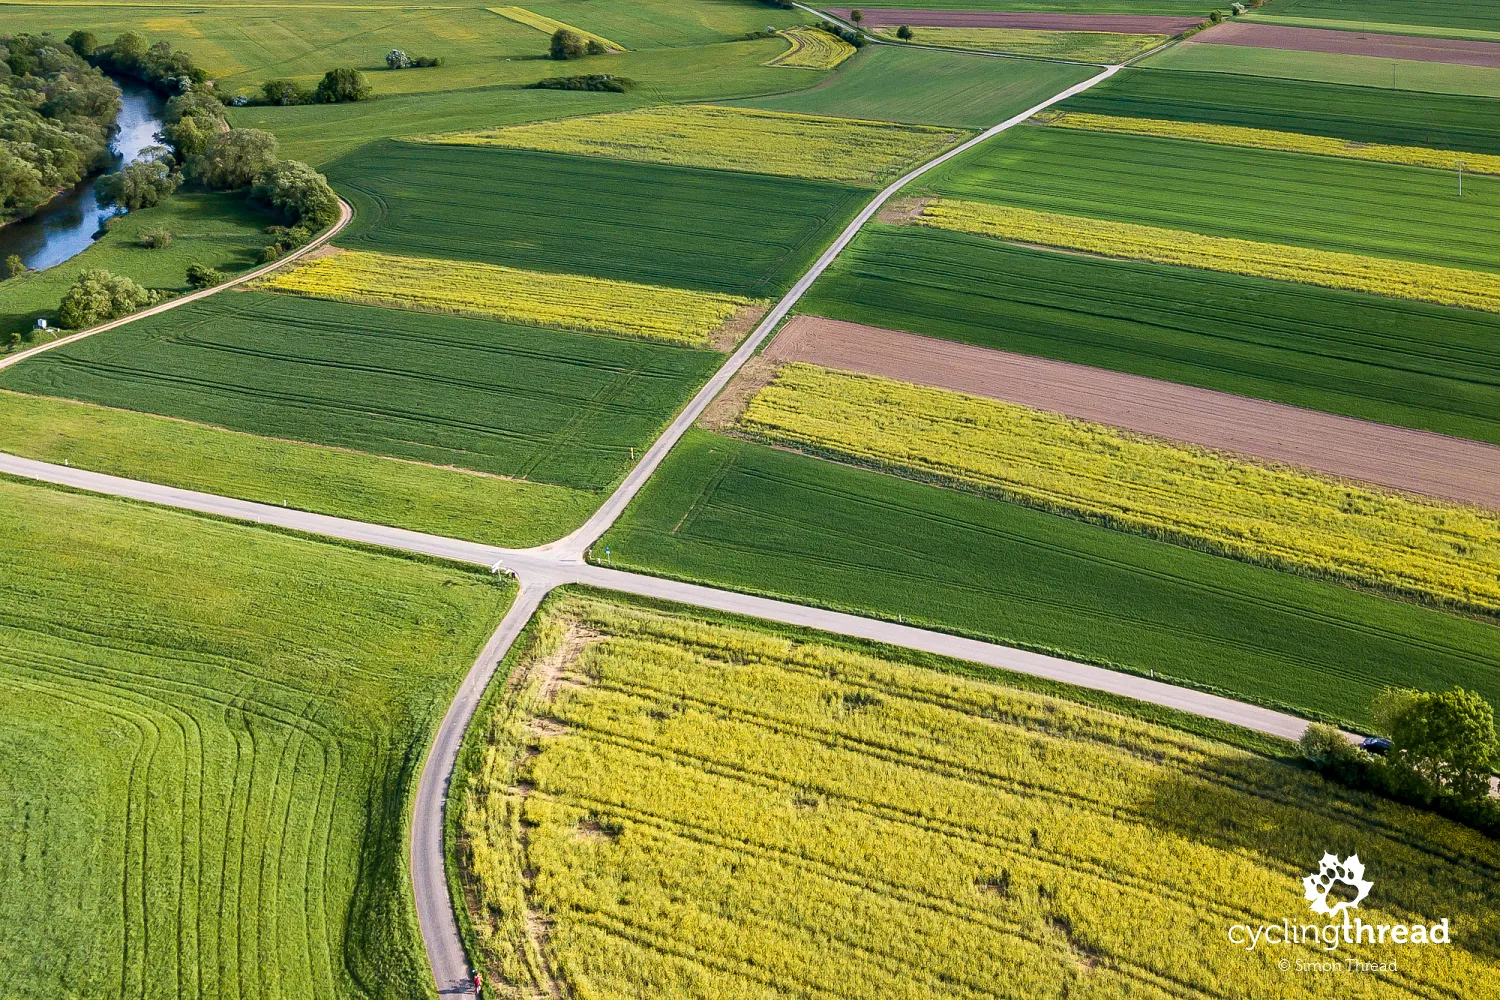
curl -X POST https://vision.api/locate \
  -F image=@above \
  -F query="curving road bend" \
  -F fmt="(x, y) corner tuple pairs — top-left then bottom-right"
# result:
(0, 198), (353, 374)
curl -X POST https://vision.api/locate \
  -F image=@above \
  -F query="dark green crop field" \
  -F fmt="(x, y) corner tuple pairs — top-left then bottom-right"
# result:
(599, 430), (1500, 729)
(1268, 0), (1497, 31)
(0, 293), (721, 491)
(921, 125), (1500, 273)
(799, 225), (1500, 444)
(0, 477), (513, 1000)
(1064, 68), (1500, 154)
(326, 142), (868, 297)
(726, 46), (1093, 128)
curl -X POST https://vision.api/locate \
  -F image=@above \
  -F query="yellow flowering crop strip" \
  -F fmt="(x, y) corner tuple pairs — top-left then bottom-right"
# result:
(423, 105), (964, 185)
(916, 200), (1500, 313)
(883, 27), (1167, 62)
(765, 27), (856, 69)
(459, 596), (1500, 998)
(1049, 112), (1500, 176)
(486, 6), (625, 51)
(740, 363), (1500, 613)
(258, 250), (748, 346)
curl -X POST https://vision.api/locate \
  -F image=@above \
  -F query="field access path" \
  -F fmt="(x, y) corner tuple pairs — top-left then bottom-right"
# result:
(0, 63), (1345, 999)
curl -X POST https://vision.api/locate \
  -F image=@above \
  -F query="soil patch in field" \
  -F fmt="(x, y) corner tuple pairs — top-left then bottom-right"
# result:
(710, 303), (769, 352)
(826, 9), (1204, 33)
(768, 315), (1500, 510)
(1187, 21), (1500, 68)
(700, 354), (778, 432)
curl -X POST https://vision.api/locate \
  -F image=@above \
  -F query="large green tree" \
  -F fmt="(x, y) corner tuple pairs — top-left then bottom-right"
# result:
(1376, 686), (1500, 800)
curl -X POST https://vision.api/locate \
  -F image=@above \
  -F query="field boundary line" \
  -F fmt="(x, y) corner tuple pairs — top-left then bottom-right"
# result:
(532, 61), (1122, 558)
(0, 197), (353, 374)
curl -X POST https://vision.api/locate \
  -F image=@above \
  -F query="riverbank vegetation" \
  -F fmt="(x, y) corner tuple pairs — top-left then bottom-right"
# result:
(0, 33), (120, 225)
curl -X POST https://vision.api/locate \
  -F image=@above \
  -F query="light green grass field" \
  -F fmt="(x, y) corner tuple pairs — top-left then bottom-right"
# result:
(454, 592), (1500, 999)
(227, 37), (831, 165)
(0, 292), (723, 491)
(0, 192), (273, 340)
(0, 390), (598, 546)
(1143, 42), (1500, 97)
(724, 45), (1093, 128)
(880, 27), (1167, 62)
(920, 124), (1500, 273)
(0, 475), (514, 1000)
(518, 0), (815, 49)
(598, 429), (1500, 728)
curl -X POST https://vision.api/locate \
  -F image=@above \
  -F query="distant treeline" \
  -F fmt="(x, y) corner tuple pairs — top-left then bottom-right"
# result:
(0, 34), (121, 225)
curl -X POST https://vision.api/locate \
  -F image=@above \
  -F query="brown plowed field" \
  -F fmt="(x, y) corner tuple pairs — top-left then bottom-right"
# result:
(767, 316), (1500, 511)
(824, 9), (1203, 33)
(1187, 21), (1500, 68)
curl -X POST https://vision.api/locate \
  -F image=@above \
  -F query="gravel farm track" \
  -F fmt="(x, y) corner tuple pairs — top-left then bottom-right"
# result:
(765, 316), (1500, 510)
(1186, 20), (1500, 67)
(0, 48), (1446, 999)
(824, 9), (1206, 34)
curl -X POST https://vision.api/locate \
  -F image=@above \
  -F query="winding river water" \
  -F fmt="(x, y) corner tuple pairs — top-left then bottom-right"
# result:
(0, 85), (166, 272)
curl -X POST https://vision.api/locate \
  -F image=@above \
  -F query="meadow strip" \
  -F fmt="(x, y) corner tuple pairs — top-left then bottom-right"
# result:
(486, 6), (625, 50)
(882, 27), (1167, 63)
(739, 364), (1500, 613)
(1048, 111), (1500, 175)
(915, 200), (1500, 313)
(423, 105), (965, 185)
(258, 249), (749, 346)
(765, 26), (855, 69)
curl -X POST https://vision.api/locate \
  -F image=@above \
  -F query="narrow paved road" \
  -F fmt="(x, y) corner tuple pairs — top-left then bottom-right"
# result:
(0, 61), (1337, 1000)
(0, 198), (353, 374)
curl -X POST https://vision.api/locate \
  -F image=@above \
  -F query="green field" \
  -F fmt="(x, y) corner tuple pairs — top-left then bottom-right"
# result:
(1245, 14), (1500, 43)
(327, 142), (867, 297)
(799, 225), (1500, 444)
(0, 292), (721, 491)
(920, 124), (1500, 273)
(1142, 42), (1500, 98)
(725, 45), (1093, 128)
(0, 2), (814, 98)
(1265, 0), (1498, 31)
(0, 192), (274, 341)
(455, 592), (1500, 999)
(1064, 69), (1500, 153)
(0, 476), (514, 1000)
(224, 36), (843, 165)
(0, 390), (598, 546)
(598, 429), (1500, 728)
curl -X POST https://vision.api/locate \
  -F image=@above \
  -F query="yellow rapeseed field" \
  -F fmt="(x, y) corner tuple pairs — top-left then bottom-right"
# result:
(424, 105), (965, 184)
(1048, 112), (1500, 176)
(458, 595), (1500, 999)
(765, 26), (856, 69)
(258, 249), (749, 346)
(884, 27), (1167, 62)
(740, 363), (1500, 613)
(916, 200), (1500, 313)
(486, 6), (625, 50)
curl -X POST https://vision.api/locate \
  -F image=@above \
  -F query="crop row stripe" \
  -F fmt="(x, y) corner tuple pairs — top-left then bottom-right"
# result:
(1045, 112), (1500, 177)
(915, 199), (1500, 314)
(765, 27), (856, 70)
(486, 6), (625, 51)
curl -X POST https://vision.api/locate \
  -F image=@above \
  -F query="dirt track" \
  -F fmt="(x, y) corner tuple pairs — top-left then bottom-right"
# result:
(824, 9), (1203, 33)
(767, 316), (1500, 511)
(1188, 21), (1500, 68)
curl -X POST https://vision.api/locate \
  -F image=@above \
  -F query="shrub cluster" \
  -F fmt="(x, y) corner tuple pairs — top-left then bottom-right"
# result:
(385, 49), (441, 69)
(816, 19), (866, 48)
(1301, 687), (1500, 838)
(526, 73), (634, 93)
(549, 29), (608, 60)
(77, 29), (208, 95)
(58, 268), (159, 328)
(96, 145), (181, 210)
(254, 67), (371, 106)
(1, 33), (121, 224)
(185, 262), (226, 289)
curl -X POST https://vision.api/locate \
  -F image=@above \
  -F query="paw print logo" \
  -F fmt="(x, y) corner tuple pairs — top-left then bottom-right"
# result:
(1302, 853), (1372, 916)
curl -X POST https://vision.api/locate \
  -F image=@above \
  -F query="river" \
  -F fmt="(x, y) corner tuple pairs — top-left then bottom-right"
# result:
(0, 84), (166, 272)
